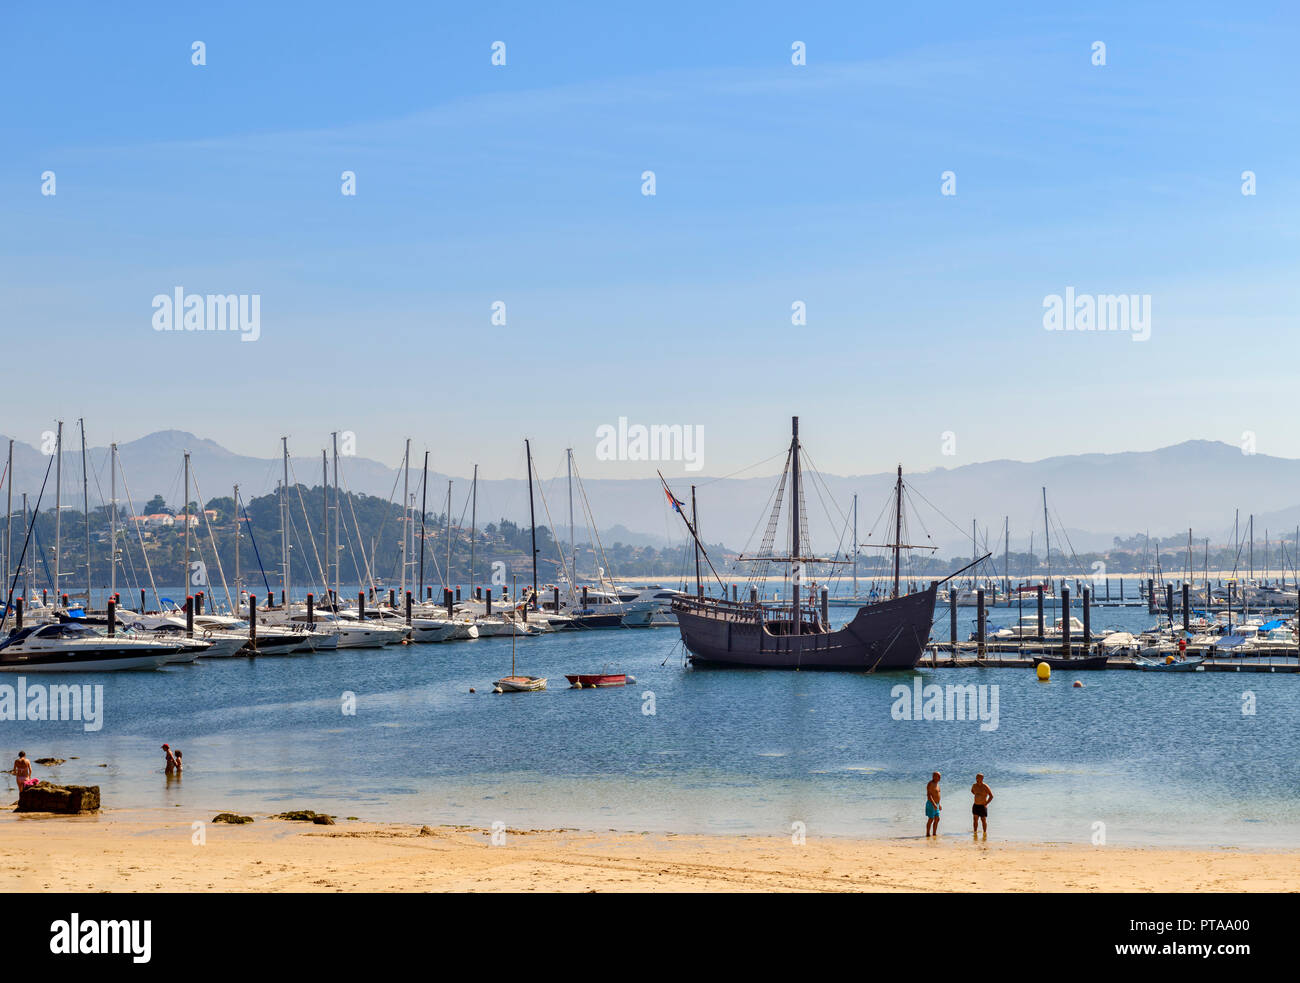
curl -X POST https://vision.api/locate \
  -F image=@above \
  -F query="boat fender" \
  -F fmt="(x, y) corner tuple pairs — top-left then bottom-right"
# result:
(572, 681), (583, 688)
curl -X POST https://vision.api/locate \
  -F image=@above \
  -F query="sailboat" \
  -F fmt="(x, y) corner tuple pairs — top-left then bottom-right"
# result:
(492, 574), (546, 691)
(667, 417), (943, 671)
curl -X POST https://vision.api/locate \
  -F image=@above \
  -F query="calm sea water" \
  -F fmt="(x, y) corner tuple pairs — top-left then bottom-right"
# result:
(3, 598), (1296, 848)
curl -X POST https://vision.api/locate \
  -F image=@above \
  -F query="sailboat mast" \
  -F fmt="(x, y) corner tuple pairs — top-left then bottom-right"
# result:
(567, 448), (575, 590)
(445, 479), (452, 594)
(525, 440), (538, 609)
(692, 485), (701, 598)
(331, 432), (339, 605)
(892, 465), (903, 599)
(109, 443), (117, 602)
(852, 493), (858, 597)
(233, 483), (241, 606)
(1042, 487), (1050, 593)
(470, 465), (478, 600)
(970, 517), (977, 591)
(183, 451), (191, 603)
(790, 416), (802, 631)
(80, 419), (89, 605)
(1003, 517), (1010, 595)
(1249, 514), (1254, 580)
(401, 438), (410, 604)
(22, 494), (29, 602)
(322, 450), (328, 588)
(4, 439), (10, 608)
(418, 451), (428, 601)
(281, 437), (290, 604)
(54, 420), (62, 603)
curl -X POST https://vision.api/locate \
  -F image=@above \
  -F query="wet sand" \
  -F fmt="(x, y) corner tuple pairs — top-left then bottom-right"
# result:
(1, 808), (1296, 892)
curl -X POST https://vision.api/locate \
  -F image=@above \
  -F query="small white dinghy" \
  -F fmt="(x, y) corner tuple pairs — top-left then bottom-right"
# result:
(491, 576), (546, 692)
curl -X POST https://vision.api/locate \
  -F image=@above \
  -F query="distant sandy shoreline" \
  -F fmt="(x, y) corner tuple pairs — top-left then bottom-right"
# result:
(1, 808), (1296, 892)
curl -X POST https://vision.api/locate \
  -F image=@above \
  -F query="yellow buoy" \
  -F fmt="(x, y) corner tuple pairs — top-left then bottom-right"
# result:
(1036, 661), (1051, 681)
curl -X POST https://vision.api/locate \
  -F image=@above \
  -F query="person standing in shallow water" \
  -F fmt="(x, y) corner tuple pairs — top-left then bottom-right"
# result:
(12, 751), (31, 799)
(163, 744), (177, 776)
(971, 773), (993, 836)
(925, 772), (942, 836)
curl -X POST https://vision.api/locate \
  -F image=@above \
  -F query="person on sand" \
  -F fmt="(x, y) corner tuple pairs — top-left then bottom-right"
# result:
(925, 772), (942, 836)
(163, 743), (177, 776)
(971, 773), (993, 835)
(12, 751), (31, 798)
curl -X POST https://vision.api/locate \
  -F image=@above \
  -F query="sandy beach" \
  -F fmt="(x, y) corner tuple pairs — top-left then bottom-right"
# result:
(1, 808), (1297, 892)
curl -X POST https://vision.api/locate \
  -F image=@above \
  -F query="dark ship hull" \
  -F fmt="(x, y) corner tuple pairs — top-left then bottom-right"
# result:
(673, 583), (937, 671)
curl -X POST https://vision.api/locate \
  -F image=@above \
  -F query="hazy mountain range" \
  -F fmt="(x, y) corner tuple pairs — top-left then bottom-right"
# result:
(1, 432), (1296, 558)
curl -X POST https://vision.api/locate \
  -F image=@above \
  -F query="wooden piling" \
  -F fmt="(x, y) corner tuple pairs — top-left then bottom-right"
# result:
(1061, 585), (1070, 655)
(1082, 587), (1091, 647)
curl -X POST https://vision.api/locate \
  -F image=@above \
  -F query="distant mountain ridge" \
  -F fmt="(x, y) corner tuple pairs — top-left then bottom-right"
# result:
(0, 431), (1295, 558)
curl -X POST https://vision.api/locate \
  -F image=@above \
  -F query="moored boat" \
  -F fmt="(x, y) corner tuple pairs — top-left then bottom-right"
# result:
(494, 674), (548, 692)
(565, 671), (635, 688)
(668, 418), (943, 672)
(1136, 655), (1206, 672)
(0, 623), (179, 672)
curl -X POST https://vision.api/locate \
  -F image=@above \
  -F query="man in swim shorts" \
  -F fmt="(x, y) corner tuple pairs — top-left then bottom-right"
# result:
(971, 773), (993, 835)
(925, 771), (942, 836)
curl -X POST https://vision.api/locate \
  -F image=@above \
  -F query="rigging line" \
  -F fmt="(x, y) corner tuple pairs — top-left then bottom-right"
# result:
(858, 488), (895, 543)
(801, 459), (846, 585)
(658, 471), (727, 592)
(283, 489), (331, 601)
(798, 447), (850, 528)
(115, 455), (164, 613)
(896, 480), (971, 540)
(0, 452), (54, 634)
(693, 449), (790, 488)
(529, 454), (578, 598)
(238, 494), (273, 597)
(335, 454), (378, 591)
(188, 464), (236, 615)
(729, 453), (787, 583)
(365, 450), (407, 584)
(740, 448), (791, 590)
(569, 456), (620, 592)
(1047, 506), (1086, 581)
(286, 458), (330, 593)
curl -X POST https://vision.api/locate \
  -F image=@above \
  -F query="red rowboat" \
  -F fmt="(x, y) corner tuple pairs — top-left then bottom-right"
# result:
(565, 672), (632, 688)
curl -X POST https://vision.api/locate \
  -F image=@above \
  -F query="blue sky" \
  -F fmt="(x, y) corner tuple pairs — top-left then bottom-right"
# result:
(3, 1), (1298, 482)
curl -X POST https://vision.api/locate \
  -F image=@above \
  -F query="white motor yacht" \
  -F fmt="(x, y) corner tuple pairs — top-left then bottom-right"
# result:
(0, 623), (179, 672)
